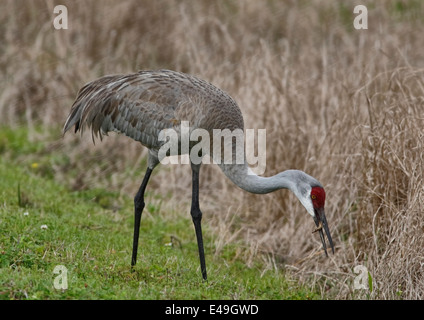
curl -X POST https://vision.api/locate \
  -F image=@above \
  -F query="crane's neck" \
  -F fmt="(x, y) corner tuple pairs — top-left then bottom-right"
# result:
(218, 163), (296, 194)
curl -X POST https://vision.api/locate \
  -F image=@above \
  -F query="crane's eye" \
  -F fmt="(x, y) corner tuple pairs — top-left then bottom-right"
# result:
(311, 194), (317, 200)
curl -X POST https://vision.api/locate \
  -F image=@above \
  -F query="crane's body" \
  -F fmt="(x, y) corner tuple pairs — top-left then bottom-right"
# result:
(64, 69), (334, 280)
(64, 70), (243, 149)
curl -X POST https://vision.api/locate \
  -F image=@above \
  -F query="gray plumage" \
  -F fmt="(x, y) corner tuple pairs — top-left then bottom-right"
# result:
(64, 69), (243, 151)
(63, 69), (334, 279)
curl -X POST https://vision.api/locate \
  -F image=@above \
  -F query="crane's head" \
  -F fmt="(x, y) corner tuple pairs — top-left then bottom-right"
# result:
(282, 170), (334, 256)
(309, 185), (334, 256)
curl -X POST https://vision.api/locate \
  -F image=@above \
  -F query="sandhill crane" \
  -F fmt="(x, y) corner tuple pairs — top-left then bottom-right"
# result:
(63, 69), (334, 280)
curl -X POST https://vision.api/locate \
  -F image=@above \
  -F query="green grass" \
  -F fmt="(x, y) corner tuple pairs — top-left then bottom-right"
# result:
(0, 126), (318, 299)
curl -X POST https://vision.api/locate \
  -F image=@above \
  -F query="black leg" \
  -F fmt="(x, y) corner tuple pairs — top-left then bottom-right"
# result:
(191, 165), (207, 280)
(131, 167), (153, 268)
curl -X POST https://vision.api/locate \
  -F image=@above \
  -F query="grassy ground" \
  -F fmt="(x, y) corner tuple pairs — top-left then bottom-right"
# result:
(0, 126), (318, 299)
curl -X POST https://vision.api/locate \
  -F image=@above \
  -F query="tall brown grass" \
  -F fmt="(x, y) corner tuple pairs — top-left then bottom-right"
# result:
(1, 0), (423, 299)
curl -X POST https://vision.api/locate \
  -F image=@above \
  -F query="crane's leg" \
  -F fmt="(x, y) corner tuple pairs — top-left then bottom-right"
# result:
(131, 167), (153, 268)
(191, 164), (207, 280)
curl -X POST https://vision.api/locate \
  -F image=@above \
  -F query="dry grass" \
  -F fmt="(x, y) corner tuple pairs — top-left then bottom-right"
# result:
(1, 0), (424, 299)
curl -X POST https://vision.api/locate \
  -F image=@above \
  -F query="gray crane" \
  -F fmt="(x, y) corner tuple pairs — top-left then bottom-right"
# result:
(63, 69), (334, 280)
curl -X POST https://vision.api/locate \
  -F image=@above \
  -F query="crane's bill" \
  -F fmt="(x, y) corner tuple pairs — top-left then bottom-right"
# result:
(313, 208), (334, 256)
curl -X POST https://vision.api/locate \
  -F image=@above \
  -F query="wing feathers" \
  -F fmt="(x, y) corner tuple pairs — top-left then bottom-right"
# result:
(63, 69), (244, 150)
(63, 72), (180, 148)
